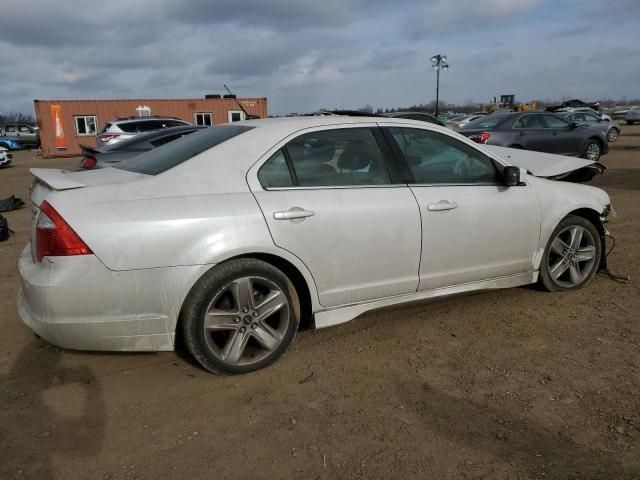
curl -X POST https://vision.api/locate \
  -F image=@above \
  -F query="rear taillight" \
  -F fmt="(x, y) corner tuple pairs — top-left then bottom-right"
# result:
(468, 132), (491, 144)
(80, 155), (97, 169)
(98, 134), (120, 143)
(36, 201), (92, 262)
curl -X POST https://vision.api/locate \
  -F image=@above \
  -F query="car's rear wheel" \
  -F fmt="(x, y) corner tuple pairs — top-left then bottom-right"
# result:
(607, 128), (619, 142)
(582, 140), (601, 161)
(539, 215), (601, 292)
(182, 259), (299, 374)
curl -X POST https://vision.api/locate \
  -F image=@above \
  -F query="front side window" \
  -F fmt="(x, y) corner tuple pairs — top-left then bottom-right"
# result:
(542, 114), (571, 128)
(19, 126), (33, 133)
(74, 116), (97, 136)
(582, 113), (600, 123)
(388, 127), (500, 185)
(513, 114), (546, 129)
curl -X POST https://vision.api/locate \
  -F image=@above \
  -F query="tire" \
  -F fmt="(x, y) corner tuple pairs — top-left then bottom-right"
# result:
(182, 258), (300, 375)
(582, 140), (601, 161)
(627, 121), (634, 126)
(606, 128), (619, 142)
(539, 215), (601, 292)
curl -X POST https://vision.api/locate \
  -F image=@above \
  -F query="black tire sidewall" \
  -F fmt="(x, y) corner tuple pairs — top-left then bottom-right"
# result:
(539, 215), (601, 292)
(182, 259), (299, 375)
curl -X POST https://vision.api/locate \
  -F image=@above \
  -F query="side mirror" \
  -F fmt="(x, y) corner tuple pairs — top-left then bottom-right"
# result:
(570, 122), (579, 129)
(503, 166), (526, 186)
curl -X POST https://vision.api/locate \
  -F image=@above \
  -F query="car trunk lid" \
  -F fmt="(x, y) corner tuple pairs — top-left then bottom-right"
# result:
(29, 167), (149, 261)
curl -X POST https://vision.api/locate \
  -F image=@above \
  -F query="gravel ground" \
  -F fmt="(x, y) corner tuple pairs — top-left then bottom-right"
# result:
(1, 126), (639, 479)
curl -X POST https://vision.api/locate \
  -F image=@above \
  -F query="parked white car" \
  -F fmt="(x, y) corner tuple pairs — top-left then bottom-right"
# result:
(18, 116), (612, 374)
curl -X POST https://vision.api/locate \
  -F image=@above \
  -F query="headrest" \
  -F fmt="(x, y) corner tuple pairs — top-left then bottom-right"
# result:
(337, 144), (372, 171)
(287, 138), (335, 163)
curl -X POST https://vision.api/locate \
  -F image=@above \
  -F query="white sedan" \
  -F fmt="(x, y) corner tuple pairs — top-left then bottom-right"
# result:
(18, 116), (612, 374)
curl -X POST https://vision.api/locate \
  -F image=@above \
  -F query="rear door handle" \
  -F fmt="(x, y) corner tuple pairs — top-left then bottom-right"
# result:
(273, 208), (315, 220)
(427, 200), (458, 212)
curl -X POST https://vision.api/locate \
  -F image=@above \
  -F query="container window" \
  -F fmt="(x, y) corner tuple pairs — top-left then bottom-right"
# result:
(74, 116), (98, 136)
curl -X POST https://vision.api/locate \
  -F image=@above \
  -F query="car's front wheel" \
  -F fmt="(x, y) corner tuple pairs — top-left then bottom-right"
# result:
(182, 259), (299, 374)
(582, 140), (602, 161)
(539, 215), (601, 292)
(607, 128), (619, 142)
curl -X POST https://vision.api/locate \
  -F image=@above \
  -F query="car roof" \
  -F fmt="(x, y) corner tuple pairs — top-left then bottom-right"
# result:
(111, 116), (187, 124)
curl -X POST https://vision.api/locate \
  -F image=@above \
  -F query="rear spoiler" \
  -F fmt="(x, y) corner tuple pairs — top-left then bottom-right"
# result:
(30, 168), (86, 191)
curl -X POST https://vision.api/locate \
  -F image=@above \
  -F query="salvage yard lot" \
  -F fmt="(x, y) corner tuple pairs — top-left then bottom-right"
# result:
(1, 127), (639, 479)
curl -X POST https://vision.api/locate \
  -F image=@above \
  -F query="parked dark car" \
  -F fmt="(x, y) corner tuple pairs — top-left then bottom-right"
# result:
(547, 99), (600, 112)
(458, 112), (608, 161)
(79, 125), (207, 169)
(558, 110), (620, 142)
(384, 111), (446, 127)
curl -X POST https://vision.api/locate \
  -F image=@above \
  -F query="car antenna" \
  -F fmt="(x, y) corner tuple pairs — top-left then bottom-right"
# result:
(223, 84), (260, 120)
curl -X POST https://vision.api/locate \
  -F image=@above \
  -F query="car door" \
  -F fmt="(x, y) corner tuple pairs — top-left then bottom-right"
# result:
(511, 114), (549, 151)
(381, 125), (541, 290)
(541, 114), (583, 156)
(248, 125), (422, 307)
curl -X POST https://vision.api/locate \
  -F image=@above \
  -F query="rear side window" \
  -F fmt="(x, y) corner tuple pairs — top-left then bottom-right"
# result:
(258, 150), (294, 188)
(116, 124), (254, 175)
(118, 122), (138, 133)
(388, 127), (500, 185)
(100, 122), (112, 134)
(257, 128), (392, 188)
(460, 114), (511, 130)
(513, 114), (546, 129)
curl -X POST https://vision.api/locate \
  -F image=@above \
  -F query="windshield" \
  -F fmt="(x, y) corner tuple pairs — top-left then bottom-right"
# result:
(459, 114), (511, 130)
(116, 124), (254, 175)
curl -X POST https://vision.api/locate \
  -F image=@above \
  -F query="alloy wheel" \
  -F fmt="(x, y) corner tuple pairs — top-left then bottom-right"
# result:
(607, 129), (618, 142)
(585, 143), (600, 161)
(547, 225), (597, 288)
(202, 276), (290, 367)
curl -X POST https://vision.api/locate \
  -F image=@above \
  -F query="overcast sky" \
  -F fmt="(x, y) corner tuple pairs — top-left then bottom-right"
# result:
(1, 0), (638, 116)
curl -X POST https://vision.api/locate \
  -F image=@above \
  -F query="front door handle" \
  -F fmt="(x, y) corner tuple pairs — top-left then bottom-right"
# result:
(273, 208), (315, 220)
(427, 200), (458, 212)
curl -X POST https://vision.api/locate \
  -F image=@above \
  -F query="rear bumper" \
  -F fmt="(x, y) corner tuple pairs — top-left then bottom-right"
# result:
(17, 245), (209, 352)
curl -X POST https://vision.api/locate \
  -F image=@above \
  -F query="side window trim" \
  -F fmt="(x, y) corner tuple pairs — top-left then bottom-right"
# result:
(379, 126), (416, 184)
(370, 126), (406, 184)
(281, 146), (299, 186)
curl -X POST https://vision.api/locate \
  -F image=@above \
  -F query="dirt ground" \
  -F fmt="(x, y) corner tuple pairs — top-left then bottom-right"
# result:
(1, 126), (639, 480)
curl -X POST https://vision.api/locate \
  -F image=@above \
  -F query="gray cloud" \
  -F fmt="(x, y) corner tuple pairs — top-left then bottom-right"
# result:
(0, 0), (638, 118)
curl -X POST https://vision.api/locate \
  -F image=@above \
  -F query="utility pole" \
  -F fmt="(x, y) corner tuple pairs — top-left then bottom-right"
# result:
(430, 54), (449, 118)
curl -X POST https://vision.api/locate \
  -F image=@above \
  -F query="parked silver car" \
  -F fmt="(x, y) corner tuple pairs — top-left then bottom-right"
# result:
(625, 107), (640, 125)
(19, 116), (612, 374)
(96, 116), (191, 146)
(558, 110), (621, 142)
(1, 123), (40, 148)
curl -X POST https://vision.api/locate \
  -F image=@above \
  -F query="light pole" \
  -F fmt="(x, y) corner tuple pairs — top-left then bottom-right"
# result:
(430, 54), (449, 118)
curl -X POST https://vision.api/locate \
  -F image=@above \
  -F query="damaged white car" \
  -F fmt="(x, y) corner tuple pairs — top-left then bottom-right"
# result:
(18, 116), (613, 374)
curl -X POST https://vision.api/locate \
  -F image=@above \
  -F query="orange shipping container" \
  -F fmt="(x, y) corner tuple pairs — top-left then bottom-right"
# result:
(34, 97), (268, 157)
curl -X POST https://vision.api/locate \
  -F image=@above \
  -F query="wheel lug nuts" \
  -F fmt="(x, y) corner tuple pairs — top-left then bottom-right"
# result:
(242, 307), (248, 313)
(251, 323), (257, 329)
(234, 316), (240, 323)
(252, 311), (258, 317)
(240, 327), (246, 333)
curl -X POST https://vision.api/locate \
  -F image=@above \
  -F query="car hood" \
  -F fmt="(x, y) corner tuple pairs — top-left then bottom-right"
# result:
(484, 146), (605, 182)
